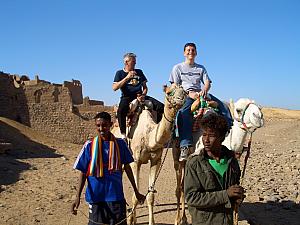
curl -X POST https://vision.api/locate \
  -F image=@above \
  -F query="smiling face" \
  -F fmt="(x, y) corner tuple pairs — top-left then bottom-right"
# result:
(95, 118), (113, 140)
(184, 45), (197, 61)
(125, 56), (136, 71)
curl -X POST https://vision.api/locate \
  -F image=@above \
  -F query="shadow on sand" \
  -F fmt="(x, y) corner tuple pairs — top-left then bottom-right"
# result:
(131, 201), (300, 225)
(240, 201), (300, 225)
(0, 120), (62, 188)
(128, 202), (188, 225)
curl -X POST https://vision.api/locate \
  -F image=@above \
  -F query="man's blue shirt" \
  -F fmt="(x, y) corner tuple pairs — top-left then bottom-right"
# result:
(113, 69), (147, 97)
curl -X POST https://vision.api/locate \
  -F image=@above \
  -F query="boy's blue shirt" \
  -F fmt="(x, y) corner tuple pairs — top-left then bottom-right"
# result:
(74, 138), (133, 203)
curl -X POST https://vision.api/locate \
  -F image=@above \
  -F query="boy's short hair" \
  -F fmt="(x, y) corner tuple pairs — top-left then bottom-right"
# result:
(123, 52), (136, 63)
(94, 111), (111, 122)
(184, 42), (197, 51)
(200, 113), (229, 138)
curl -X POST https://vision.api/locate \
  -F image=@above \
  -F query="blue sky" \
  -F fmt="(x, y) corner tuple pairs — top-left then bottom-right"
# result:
(1, 0), (299, 110)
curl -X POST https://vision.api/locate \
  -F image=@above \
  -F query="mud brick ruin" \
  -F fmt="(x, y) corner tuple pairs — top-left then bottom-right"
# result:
(0, 71), (114, 144)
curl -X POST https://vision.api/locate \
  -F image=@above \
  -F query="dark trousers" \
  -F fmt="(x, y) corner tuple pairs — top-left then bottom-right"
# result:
(88, 200), (127, 225)
(117, 95), (164, 134)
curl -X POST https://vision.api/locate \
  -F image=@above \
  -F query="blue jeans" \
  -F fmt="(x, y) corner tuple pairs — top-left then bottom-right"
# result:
(177, 97), (194, 148)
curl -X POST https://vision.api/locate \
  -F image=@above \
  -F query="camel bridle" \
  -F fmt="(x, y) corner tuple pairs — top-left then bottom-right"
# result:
(235, 102), (262, 132)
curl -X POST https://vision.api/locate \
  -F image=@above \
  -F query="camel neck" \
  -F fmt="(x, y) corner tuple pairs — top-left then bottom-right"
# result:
(152, 108), (175, 147)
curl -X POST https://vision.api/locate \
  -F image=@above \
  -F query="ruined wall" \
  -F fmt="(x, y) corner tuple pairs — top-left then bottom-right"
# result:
(24, 83), (72, 104)
(0, 72), (30, 125)
(0, 72), (114, 144)
(63, 79), (83, 105)
(26, 102), (116, 143)
(27, 103), (97, 143)
(82, 97), (104, 106)
(22, 79), (111, 143)
(23, 75), (51, 86)
(88, 100), (104, 106)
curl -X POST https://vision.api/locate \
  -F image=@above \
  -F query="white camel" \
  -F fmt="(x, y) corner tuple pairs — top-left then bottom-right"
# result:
(172, 98), (264, 225)
(112, 84), (186, 225)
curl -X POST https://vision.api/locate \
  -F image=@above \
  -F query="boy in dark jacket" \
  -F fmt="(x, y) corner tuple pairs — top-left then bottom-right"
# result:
(184, 113), (244, 225)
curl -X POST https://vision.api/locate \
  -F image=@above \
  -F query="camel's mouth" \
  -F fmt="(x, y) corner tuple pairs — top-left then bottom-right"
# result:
(250, 113), (264, 128)
(234, 101), (264, 131)
(165, 85), (187, 109)
(168, 96), (186, 109)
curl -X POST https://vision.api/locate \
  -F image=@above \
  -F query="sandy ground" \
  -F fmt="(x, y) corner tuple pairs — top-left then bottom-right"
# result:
(0, 107), (300, 225)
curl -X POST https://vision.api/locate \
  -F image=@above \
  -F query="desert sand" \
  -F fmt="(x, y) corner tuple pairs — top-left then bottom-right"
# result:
(0, 107), (300, 225)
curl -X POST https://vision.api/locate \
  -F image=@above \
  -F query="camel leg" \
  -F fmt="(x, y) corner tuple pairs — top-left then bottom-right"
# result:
(128, 161), (140, 225)
(180, 163), (188, 225)
(147, 157), (162, 225)
(173, 144), (182, 225)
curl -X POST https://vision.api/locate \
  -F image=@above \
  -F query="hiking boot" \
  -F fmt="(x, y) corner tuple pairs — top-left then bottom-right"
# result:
(179, 146), (190, 162)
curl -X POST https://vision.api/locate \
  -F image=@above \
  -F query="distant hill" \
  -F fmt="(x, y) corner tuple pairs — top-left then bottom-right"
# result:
(262, 108), (300, 119)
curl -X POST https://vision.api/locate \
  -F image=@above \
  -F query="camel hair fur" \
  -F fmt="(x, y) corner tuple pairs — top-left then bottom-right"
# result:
(172, 98), (264, 225)
(112, 84), (186, 225)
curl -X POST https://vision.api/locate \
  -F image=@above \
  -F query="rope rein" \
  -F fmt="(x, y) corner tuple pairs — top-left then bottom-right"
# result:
(232, 101), (261, 225)
(163, 112), (174, 124)
(233, 131), (253, 225)
(241, 132), (253, 182)
(148, 139), (171, 193)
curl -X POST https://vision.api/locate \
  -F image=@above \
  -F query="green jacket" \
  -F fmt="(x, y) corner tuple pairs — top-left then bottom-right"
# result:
(184, 146), (241, 225)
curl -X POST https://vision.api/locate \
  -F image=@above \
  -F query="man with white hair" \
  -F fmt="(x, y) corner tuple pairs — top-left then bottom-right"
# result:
(113, 53), (164, 140)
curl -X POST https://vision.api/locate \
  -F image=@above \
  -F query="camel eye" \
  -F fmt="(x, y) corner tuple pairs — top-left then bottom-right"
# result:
(236, 108), (243, 114)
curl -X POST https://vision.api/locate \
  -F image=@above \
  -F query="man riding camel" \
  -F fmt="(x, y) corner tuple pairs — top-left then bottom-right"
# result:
(169, 42), (233, 161)
(113, 53), (164, 140)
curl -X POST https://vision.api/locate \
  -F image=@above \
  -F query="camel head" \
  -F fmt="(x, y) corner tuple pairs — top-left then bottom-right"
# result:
(233, 98), (264, 132)
(164, 84), (186, 109)
(162, 84), (186, 121)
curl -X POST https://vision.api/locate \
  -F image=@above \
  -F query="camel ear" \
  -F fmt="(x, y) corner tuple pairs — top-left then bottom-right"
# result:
(164, 86), (171, 94)
(163, 84), (168, 93)
(227, 99), (234, 118)
(235, 107), (243, 116)
(229, 99), (234, 111)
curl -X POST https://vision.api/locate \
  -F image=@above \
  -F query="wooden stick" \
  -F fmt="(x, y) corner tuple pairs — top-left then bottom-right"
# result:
(233, 132), (253, 225)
